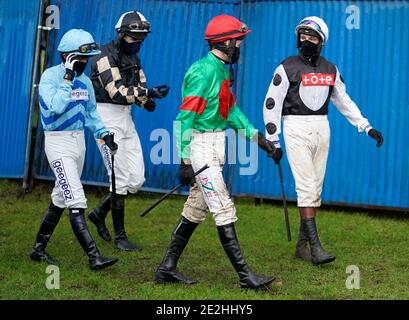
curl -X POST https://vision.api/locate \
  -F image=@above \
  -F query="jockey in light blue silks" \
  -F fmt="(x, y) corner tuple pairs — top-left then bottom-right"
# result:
(30, 29), (119, 270)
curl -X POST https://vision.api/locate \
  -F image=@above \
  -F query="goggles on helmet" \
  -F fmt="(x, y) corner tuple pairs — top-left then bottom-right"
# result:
(124, 21), (150, 32)
(66, 42), (100, 54)
(298, 20), (323, 37)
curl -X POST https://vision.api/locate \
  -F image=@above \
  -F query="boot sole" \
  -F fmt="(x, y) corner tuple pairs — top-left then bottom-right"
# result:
(240, 276), (276, 290)
(115, 245), (142, 252)
(30, 252), (59, 265)
(90, 258), (119, 271)
(155, 278), (198, 285)
(312, 256), (336, 266)
(29, 253), (43, 262)
(155, 271), (198, 285)
(115, 241), (142, 252)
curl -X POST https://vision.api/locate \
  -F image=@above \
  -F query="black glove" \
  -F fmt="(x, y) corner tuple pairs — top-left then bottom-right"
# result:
(368, 128), (383, 147)
(271, 147), (283, 164)
(102, 133), (118, 154)
(257, 133), (283, 164)
(148, 85), (170, 99)
(179, 162), (195, 186)
(144, 99), (156, 112)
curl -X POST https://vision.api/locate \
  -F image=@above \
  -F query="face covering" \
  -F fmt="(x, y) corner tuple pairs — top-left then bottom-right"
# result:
(299, 40), (320, 58)
(228, 46), (240, 64)
(61, 54), (88, 76)
(120, 38), (141, 54)
(73, 61), (87, 76)
(212, 40), (241, 64)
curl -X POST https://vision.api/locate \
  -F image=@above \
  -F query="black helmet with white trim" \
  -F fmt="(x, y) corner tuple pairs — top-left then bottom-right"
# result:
(115, 11), (151, 40)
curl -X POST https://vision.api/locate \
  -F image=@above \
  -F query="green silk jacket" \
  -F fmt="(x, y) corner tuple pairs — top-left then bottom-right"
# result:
(175, 52), (258, 159)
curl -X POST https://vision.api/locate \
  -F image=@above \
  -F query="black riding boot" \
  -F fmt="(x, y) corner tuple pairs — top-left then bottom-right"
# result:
(295, 220), (311, 261)
(155, 217), (198, 284)
(69, 208), (118, 270)
(88, 192), (112, 241)
(217, 223), (275, 289)
(302, 218), (336, 266)
(30, 202), (64, 264)
(112, 194), (140, 251)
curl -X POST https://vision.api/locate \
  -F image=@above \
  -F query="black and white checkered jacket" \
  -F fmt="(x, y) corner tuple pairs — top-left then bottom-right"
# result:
(90, 40), (150, 106)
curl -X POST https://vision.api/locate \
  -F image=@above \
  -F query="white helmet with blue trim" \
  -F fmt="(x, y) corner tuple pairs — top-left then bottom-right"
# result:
(295, 16), (329, 45)
(58, 29), (101, 56)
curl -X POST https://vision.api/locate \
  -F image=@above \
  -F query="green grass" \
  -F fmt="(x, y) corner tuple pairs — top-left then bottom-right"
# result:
(1, 179), (409, 300)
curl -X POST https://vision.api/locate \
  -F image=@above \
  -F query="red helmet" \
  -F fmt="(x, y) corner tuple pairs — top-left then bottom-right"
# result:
(205, 15), (251, 43)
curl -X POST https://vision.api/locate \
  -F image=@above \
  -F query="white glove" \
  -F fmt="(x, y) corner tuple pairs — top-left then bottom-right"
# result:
(64, 53), (79, 71)
(63, 53), (78, 82)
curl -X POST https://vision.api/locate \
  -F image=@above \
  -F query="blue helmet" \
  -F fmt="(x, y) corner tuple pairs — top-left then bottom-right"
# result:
(57, 29), (101, 56)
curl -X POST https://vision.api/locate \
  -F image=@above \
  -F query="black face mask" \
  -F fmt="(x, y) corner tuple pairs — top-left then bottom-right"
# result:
(74, 61), (87, 76)
(299, 40), (320, 58)
(213, 43), (241, 64)
(228, 46), (240, 64)
(61, 54), (88, 76)
(120, 38), (141, 54)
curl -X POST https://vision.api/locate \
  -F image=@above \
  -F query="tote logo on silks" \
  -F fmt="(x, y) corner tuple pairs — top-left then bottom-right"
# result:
(71, 89), (89, 101)
(302, 73), (335, 86)
(51, 159), (74, 202)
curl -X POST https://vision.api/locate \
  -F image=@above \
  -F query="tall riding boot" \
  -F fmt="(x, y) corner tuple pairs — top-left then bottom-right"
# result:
(30, 202), (64, 264)
(217, 223), (275, 289)
(155, 217), (198, 284)
(88, 192), (112, 241)
(302, 217), (336, 266)
(69, 208), (118, 270)
(295, 220), (311, 261)
(112, 194), (140, 251)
